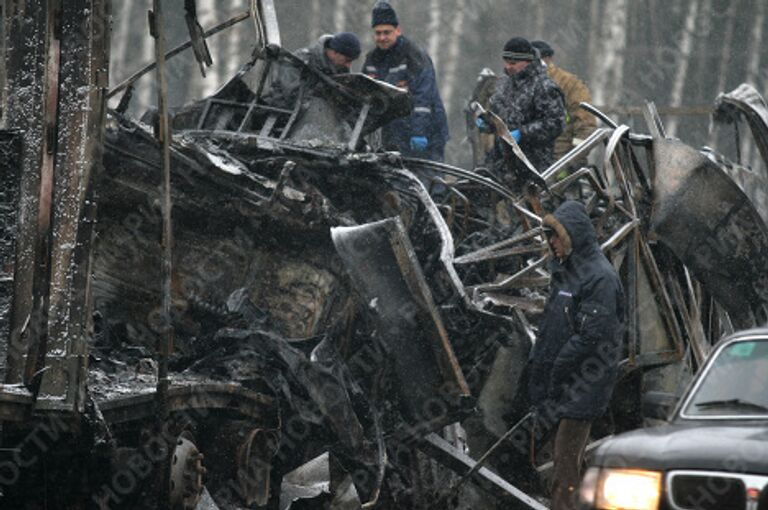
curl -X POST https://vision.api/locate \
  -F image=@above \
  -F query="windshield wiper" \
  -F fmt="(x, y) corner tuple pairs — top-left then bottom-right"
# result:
(695, 399), (768, 412)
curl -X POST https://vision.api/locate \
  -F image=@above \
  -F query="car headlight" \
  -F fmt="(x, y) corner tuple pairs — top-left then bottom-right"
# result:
(580, 467), (662, 510)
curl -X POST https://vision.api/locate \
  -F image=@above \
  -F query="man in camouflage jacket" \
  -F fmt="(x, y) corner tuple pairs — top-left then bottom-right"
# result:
(488, 37), (565, 179)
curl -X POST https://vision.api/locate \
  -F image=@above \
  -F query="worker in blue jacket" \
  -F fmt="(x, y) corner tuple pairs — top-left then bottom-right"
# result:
(362, 1), (450, 162)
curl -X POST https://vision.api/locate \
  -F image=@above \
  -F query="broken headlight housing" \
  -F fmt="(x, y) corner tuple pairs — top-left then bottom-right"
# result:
(579, 467), (662, 510)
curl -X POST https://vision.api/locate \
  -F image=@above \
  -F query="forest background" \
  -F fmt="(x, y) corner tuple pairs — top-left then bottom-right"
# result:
(106, 0), (768, 171)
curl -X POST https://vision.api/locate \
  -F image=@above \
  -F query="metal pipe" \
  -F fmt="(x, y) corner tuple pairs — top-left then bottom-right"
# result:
(107, 11), (251, 99)
(432, 412), (534, 509)
(151, 2), (174, 507)
(151, 0), (174, 424)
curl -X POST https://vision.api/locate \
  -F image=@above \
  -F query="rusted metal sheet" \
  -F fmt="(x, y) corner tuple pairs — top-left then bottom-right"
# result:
(332, 218), (471, 425)
(650, 138), (768, 328)
(0, 131), (22, 379)
(713, 83), (768, 175)
(34, 0), (111, 413)
(3, 0), (56, 385)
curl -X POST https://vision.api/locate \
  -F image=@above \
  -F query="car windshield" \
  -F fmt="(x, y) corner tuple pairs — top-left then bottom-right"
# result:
(683, 339), (768, 418)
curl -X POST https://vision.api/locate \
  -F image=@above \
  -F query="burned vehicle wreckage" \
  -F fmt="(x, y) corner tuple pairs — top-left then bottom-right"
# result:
(2, 1), (768, 509)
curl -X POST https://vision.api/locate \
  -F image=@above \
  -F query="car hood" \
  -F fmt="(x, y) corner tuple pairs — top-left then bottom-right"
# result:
(593, 421), (768, 474)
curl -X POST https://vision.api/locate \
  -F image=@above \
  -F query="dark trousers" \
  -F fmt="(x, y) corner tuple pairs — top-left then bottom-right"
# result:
(551, 418), (592, 510)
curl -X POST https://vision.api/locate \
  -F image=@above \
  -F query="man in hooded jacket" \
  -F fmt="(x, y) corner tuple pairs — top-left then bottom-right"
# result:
(528, 200), (624, 510)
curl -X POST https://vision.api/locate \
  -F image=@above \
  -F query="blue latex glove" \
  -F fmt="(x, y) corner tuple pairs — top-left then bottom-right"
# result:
(475, 117), (493, 134)
(510, 129), (522, 143)
(410, 136), (428, 152)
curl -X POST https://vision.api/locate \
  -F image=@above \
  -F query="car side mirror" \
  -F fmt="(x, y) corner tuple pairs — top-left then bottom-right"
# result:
(642, 391), (678, 421)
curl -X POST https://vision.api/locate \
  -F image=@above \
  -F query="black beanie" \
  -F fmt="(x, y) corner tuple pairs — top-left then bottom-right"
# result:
(327, 32), (362, 60)
(372, 1), (399, 27)
(502, 37), (534, 61)
(532, 40), (554, 58)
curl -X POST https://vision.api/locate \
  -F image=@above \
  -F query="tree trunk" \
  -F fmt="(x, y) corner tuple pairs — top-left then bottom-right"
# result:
(428, 0), (441, 71)
(109, 0), (135, 108)
(587, 0), (603, 86)
(225, 0), (247, 77)
(708, 0), (737, 148)
(334, 0), (348, 31)
(741, 0), (766, 165)
(665, 0), (700, 138)
(746, 0), (766, 85)
(138, 1), (155, 112)
(310, 0), (322, 42)
(441, 0), (466, 118)
(591, 0), (628, 106)
(197, 0), (220, 98)
(534, 2), (546, 39)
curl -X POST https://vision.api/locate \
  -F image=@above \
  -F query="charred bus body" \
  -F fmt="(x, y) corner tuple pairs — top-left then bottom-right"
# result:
(2, 1), (768, 509)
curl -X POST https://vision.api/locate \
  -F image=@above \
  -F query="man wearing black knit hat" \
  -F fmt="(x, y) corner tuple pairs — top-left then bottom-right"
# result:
(482, 36), (565, 181)
(266, 32), (361, 109)
(362, 1), (449, 165)
(295, 32), (362, 75)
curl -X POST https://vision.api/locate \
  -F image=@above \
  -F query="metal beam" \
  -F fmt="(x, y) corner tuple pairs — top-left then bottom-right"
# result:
(419, 433), (549, 510)
(4, 0), (58, 385)
(35, 0), (111, 413)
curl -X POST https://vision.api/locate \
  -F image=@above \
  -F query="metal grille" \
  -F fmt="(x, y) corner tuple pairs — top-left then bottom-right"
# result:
(669, 474), (746, 510)
(668, 472), (768, 510)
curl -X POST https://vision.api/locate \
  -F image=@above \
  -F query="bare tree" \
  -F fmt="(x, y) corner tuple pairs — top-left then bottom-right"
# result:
(746, 0), (766, 86)
(739, 0), (766, 165)
(666, 0), (700, 138)
(197, 0), (220, 98)
(708, 0), (737, 148)
(591, 0), (628, 106)
(109, 0), (137, 108)
(441, 0), (467, 118)
(310, 0), (322, 41)
(587, 0), (602, 81)
(335, 0), (349, 31)
(428, 0), (441, 71)
(225, 0), (248, 78)
(534, 2), (546, 39)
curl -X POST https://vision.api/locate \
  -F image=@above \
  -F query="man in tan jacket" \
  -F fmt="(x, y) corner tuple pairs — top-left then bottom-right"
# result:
(532, 40), (596, 166)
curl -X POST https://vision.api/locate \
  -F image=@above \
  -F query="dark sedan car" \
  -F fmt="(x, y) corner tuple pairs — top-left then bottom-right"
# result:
(579, 328), (768, 510)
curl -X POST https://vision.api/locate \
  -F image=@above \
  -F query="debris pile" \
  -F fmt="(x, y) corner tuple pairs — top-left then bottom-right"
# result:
(2, 2), (768, 509)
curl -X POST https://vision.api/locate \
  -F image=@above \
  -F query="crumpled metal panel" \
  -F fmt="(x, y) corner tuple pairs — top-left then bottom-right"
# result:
(713, 83), (768, 175)
(279, 452), (362, 510)
(650, 139), (768, 327)
(331, 217), (471, 426)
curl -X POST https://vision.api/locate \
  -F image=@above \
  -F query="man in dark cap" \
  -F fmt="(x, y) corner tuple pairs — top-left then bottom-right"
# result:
(483, 36), (565, 181)
(266, 32), (362, 109)
(529, 200), (624, 510)
(296, 32), (362, 75)
(362, 1), (449, 163)
(532, 40), (597, 165)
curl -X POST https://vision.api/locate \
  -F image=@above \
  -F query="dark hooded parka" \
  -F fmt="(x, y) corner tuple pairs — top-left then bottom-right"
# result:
(529, 201), (624, 421)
